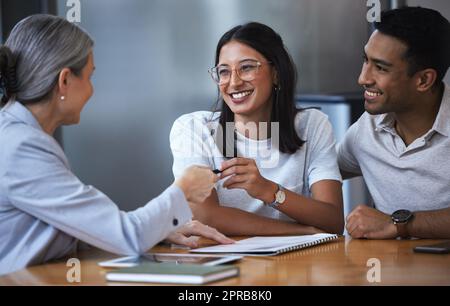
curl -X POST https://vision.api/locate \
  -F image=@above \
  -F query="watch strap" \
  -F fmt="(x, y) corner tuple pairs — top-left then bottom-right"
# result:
(267, 184), (284, 209)
(395, 222), (410, 239)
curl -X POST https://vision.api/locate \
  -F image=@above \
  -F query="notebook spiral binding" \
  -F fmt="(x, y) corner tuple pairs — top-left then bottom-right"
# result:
(275, 234), (339, 255)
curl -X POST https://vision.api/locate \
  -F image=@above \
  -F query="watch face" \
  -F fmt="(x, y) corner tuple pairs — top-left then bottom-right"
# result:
(392, 210), (412, 223)
(276, 190), (286, 204)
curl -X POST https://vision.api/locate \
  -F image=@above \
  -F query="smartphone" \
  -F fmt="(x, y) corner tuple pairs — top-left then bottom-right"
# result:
(414, 241), (450, 254)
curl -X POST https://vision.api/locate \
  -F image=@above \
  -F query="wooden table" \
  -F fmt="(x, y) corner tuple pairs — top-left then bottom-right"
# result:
(1, 237), (449, 286)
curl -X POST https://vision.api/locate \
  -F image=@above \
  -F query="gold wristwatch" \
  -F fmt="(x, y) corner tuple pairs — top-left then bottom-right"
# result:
(267, 184), (286, 209)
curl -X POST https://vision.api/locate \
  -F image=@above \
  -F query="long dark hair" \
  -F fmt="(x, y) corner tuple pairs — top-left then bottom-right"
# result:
(212, 22), (304, 157)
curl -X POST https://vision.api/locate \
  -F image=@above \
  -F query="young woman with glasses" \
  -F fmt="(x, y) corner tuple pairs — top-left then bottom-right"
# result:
(170, 22), (344, 236)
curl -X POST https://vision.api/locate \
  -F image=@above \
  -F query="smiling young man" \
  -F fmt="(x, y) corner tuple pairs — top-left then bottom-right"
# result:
(338, 7), (450, 239)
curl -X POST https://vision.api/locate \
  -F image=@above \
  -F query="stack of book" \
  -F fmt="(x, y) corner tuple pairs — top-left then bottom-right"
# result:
(106, 263), (239, 285)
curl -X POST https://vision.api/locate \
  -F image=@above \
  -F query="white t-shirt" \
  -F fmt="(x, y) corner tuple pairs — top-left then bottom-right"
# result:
(170, 109), (342, 222)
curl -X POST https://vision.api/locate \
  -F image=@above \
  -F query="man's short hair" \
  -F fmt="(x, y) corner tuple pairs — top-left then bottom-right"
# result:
(375, 7), (450, 83)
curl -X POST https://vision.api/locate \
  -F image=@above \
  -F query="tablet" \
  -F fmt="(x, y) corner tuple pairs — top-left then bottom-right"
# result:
(98, 253), (243, 268)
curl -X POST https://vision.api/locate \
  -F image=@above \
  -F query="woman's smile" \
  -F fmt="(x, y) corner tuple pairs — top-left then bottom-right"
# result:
(228, 89), (254, 104)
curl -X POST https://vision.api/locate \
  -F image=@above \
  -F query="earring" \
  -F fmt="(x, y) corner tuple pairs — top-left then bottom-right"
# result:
(60, 96), (65, 101)
(274, 86), (280, 105)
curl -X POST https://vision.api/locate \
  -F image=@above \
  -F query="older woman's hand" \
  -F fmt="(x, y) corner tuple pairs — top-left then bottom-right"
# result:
(165, 220), (235, 248)
(175, 166), (219, 203)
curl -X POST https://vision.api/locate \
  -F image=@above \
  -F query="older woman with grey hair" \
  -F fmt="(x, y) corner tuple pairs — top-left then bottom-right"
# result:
(0, 14), (233, 275)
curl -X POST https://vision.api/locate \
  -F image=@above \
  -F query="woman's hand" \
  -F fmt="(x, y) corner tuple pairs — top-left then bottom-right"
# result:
(220, 158), (278, 203)
(175, 166), (219, 203)
(165, 221), (235, 248)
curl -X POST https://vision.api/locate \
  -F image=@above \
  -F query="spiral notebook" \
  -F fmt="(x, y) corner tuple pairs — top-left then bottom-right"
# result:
(191, 233), (339, 256)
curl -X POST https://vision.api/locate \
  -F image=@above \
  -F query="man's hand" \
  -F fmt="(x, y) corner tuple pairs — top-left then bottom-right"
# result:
(346, 205), (398, 239)
(165, 221), (235, 248)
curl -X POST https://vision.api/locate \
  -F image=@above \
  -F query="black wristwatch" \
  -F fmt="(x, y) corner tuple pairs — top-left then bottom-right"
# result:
(391, 210), (414, 239)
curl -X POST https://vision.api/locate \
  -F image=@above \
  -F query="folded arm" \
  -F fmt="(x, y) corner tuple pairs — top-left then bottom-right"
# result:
(347, 205), (450, 239)
(189, 189), (323, 236)
(406, 208), (450, 239)
(271, 180), (344, 234)
(218, 158), (344, 235)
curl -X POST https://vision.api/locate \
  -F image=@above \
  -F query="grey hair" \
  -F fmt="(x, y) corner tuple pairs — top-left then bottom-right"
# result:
(1, 14), (94, 105)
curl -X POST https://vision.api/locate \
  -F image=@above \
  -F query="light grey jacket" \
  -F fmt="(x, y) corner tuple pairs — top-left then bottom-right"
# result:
(0, 102), (192, 275)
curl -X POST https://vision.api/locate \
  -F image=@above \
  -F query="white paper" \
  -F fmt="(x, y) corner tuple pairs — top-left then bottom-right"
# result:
(191, 233), (338, 255)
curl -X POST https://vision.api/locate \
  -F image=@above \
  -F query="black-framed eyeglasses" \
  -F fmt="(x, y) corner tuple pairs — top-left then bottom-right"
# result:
(208, 59), (272, 85)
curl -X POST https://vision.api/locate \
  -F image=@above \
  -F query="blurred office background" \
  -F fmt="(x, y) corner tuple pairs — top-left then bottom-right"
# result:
(1, 0), (449, 217)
